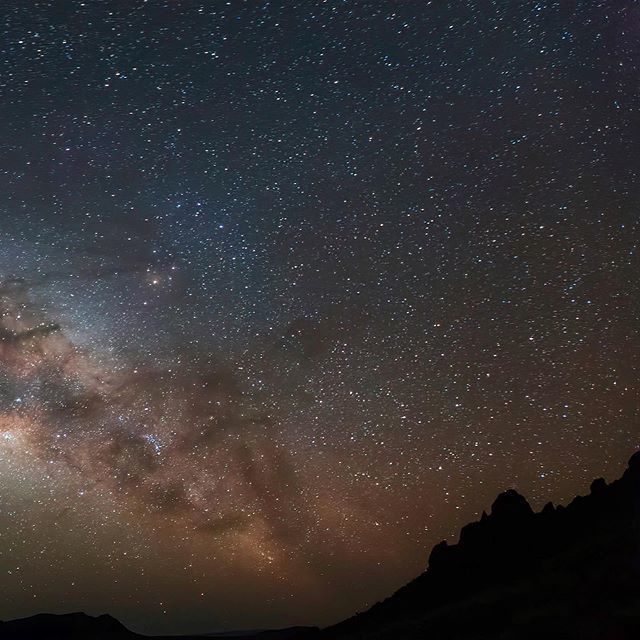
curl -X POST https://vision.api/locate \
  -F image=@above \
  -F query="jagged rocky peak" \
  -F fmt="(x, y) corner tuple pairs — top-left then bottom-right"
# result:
(427, 539), (449, 567)
(590, 477), (607, 494)
(541, 501), (555, 515)
(489, 489), (534, 520)
(627, 450), (640, 473)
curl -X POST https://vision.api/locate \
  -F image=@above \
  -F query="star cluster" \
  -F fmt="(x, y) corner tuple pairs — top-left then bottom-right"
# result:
(0, 1), (638, 635)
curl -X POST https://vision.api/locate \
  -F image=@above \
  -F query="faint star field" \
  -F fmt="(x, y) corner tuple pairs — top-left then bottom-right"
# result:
(0, 0), (638, 636)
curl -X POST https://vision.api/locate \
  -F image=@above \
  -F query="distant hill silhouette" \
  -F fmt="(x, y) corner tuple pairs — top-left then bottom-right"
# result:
(2, 453), (639, 639)
(322, 451), (640, 639)
(0, 612), (134, 639)
(0, 613), (318, 640)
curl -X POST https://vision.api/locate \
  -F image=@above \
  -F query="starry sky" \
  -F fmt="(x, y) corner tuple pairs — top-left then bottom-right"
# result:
(0, 0), (638, 635)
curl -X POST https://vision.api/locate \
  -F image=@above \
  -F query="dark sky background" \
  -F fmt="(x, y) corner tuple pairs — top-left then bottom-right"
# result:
(0, 0), (638, 635)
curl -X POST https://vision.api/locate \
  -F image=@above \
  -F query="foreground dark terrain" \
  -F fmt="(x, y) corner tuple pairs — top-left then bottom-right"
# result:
(2, 452), (639, 640)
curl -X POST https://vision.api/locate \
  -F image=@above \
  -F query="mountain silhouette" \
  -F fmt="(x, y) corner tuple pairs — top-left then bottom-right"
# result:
(2, 453), (639, 639)
(322, 451), (640, 639)
(0, 612), (134, 639)
(0, 613), (319, 640)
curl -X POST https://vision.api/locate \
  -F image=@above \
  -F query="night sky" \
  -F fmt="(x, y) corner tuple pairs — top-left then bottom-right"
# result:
(0, 0), (638, 635)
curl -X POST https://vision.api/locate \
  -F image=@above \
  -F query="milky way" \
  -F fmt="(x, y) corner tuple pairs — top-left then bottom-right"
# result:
(0, 1), (638, 635)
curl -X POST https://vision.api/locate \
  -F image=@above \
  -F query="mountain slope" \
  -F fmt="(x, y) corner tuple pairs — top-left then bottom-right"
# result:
(322, 452), (640, 639)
